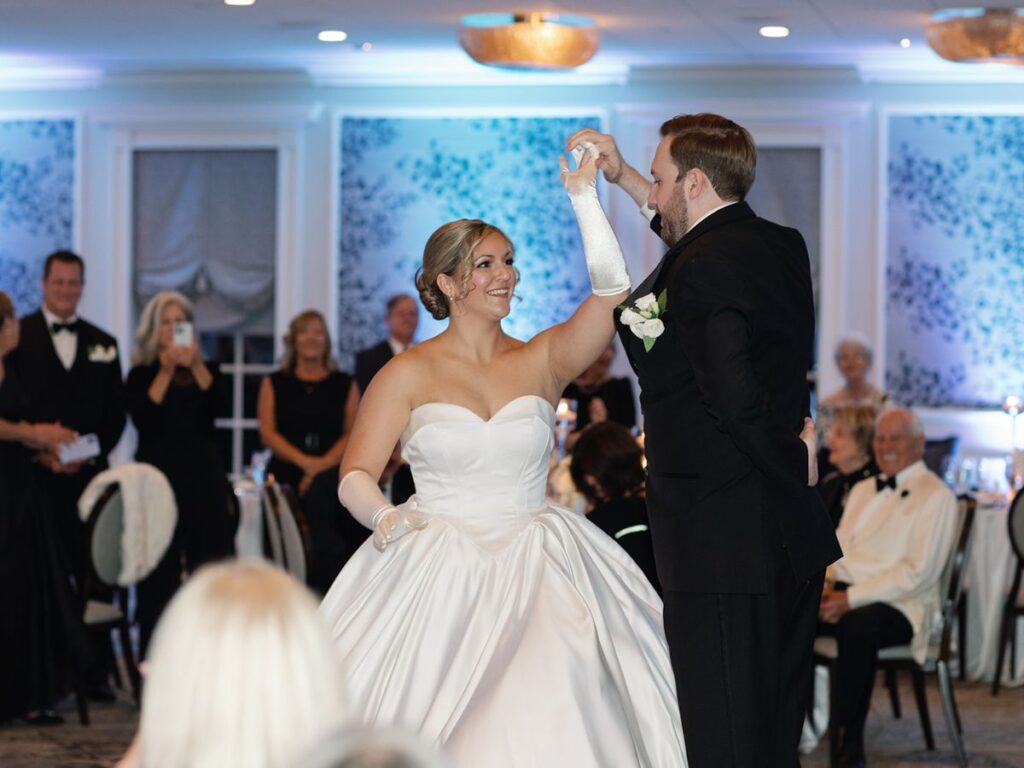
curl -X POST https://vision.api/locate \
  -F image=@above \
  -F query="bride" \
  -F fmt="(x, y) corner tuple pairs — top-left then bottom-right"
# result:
(320, 146), (687, 766)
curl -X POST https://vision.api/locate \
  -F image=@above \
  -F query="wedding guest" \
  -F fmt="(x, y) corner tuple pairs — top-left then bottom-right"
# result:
(124, 561), (348, 768)
(258, 310), (360, 594)
(259, 310), (358, 496)
(819, 407), (957, 767)
(354, 294), (419, 395)
(6, 249), (126, 698)
(817, 404), (879, 528)
(0, 291), (80, 725)
(562, 342), (636, 450)
(570, 421), (660, 594)
(126, 291), (234, 657)
(820, 334), (889, 411)
(816, 334), (891, 479)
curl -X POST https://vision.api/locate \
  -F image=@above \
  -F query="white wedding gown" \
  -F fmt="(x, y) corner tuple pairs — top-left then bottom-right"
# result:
(319, 395), (687, 767)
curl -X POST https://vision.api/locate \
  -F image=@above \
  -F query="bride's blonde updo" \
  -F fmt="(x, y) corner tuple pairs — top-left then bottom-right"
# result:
(415, 219), (514, 320)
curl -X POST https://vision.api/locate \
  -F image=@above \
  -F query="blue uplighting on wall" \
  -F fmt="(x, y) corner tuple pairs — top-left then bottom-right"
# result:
(0, 119), (74, 314)
(886, 114), (1024, 407)
(337, 115), (599, 368)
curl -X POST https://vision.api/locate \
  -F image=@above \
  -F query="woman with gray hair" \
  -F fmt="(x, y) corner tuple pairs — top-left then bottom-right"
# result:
(126, 291), (234, 657)
(817, 333), (891, 474)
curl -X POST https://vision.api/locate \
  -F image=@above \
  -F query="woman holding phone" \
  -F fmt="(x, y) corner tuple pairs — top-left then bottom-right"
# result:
(126, 291), (234, 657)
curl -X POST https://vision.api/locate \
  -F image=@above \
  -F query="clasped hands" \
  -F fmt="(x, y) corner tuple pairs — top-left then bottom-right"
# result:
(819, 582), (851, 623)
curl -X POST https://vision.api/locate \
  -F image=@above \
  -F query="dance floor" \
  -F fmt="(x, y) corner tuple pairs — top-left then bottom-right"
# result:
(0, 677), (1022, 767)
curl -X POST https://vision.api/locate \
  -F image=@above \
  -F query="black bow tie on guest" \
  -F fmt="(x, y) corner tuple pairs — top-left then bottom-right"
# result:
(875, 475), (897, 493)
(51, 320), (80, 334)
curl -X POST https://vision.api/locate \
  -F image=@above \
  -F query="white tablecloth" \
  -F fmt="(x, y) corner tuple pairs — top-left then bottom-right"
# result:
(963, 496), (1024, 685)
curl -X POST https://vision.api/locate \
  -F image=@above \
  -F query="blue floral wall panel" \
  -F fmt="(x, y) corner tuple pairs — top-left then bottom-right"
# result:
(887, 115), (1024, 406)
(338, 116), (599, 368)
(0, 119), (75, 314)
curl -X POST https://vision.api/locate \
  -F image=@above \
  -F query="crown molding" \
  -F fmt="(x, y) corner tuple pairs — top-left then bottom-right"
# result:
(88, 102), (323, 127)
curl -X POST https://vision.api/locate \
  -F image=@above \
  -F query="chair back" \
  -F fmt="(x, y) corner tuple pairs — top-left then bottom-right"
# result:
(87, 483), (125, 587)
(923, 435), (959, 479)
(261, 479), (307, 583)
(1009, 486), (1024, 562)
(937, 494), (976, 661)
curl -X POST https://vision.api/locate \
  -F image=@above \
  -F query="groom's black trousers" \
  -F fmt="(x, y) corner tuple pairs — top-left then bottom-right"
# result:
(662, 528), (825, 768)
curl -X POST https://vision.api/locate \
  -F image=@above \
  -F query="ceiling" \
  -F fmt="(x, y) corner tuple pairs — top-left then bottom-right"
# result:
(2, 0), (1023, 85)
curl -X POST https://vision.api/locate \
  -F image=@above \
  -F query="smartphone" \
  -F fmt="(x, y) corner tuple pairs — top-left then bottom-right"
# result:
(172, 321), (194, 347)
(58, 433), (101, 464)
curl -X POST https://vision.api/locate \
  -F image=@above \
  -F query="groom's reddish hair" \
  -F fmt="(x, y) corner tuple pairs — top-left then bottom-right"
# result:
(660, 113), (756, 201)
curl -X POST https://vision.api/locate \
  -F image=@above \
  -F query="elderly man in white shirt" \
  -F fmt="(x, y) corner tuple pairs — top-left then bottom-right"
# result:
(818, 407), (957, 768)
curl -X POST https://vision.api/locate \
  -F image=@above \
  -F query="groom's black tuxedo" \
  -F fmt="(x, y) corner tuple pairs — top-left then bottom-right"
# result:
(619, 201), (840, 766)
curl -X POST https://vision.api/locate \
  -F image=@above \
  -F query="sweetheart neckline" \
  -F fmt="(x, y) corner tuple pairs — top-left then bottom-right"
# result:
(409, 394), (555, 423)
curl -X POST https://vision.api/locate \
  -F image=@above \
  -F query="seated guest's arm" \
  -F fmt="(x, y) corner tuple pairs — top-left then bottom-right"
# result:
(843, 488), (958, 610)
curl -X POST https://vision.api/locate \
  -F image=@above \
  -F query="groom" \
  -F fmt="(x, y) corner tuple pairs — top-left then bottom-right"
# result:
(569, 115), (840, 766)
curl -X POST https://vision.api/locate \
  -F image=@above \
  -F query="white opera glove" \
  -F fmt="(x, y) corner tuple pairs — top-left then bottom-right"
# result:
(561, 141), (631, 296)
(338, 469), (428, 553)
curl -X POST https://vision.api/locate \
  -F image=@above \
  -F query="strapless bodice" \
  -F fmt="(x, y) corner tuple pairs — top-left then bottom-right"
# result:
(400, 395), (555, 517)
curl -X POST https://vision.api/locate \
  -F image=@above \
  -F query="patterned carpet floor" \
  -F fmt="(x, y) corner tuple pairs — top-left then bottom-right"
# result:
(0, 676), (1021, 766)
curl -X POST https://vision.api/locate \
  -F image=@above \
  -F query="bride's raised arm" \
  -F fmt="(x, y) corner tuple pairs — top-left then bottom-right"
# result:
(539, 144), (631, 391)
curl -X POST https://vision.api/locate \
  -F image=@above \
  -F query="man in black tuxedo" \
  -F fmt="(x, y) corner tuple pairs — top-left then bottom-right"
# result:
(354, 293), (418, 395)
(7, 250), (126, 696)
(569, 116), (841, 766)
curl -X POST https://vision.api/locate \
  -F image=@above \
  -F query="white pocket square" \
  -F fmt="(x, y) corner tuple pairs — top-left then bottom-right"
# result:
(88, 344), (117, 363)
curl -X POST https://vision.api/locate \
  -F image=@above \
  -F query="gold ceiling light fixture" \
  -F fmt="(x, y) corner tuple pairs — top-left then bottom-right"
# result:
(458, 12), (599, 70)
(925, 7), (1024, 64)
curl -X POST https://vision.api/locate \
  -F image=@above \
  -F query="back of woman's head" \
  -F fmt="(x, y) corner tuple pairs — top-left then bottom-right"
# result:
(415, 219), (512, 320)
(570, 421), (645, 506)
(139, 561), (347, 768)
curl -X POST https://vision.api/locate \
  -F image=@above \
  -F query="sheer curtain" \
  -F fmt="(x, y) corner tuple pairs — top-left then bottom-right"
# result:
(133, 149), (276, 330)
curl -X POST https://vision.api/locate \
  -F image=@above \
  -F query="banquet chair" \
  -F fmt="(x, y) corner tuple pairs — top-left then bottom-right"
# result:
(992, 486), (1024, 695)
(261, 478), (311, 583)
(813, 494), (975, 768)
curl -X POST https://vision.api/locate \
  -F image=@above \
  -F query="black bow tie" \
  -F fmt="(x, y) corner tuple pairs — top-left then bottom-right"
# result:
(50, 320), (80, 334)
(875, 475), (897, 493)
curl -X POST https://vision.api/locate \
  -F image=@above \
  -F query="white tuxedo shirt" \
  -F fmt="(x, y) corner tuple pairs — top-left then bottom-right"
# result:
(829, 460), (958, 663)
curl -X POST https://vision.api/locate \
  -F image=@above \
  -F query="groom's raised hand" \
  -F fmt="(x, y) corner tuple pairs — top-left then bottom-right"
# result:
(566, 128), (625, 184)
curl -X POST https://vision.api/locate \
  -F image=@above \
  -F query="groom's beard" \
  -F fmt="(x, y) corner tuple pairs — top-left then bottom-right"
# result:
(659, 192), (689, 247)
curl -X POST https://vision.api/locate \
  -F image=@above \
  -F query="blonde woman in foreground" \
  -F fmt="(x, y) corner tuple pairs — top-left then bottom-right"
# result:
(118, 561), (348, 768)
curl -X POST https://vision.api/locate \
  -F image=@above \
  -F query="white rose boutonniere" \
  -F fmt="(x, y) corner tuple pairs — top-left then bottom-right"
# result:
(87, 344), (117, 363)
(619, 290), (667, 352)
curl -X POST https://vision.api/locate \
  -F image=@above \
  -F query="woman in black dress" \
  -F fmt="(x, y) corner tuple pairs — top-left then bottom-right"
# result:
(126, 291), (234, 657)
(817, 403), (879, 528)
(570, 421), (661, 594)
(0, 291), (79, 724)
(258, 310), (358, 495)
(258, 310), (359, 592)
(562, 342), (636, 450)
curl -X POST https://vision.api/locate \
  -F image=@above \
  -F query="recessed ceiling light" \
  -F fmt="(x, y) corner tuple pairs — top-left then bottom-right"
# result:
(318, 30), (349, 43)
(759, 25), (790, 38)
(360, 42), (373, 52)
(224, 0), (255, 6)
(899, 37), (912, 48)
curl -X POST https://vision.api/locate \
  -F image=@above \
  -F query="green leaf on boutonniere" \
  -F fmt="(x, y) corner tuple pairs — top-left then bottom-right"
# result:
(657, 289), (668, 314)
(643, 336), (656, 352)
